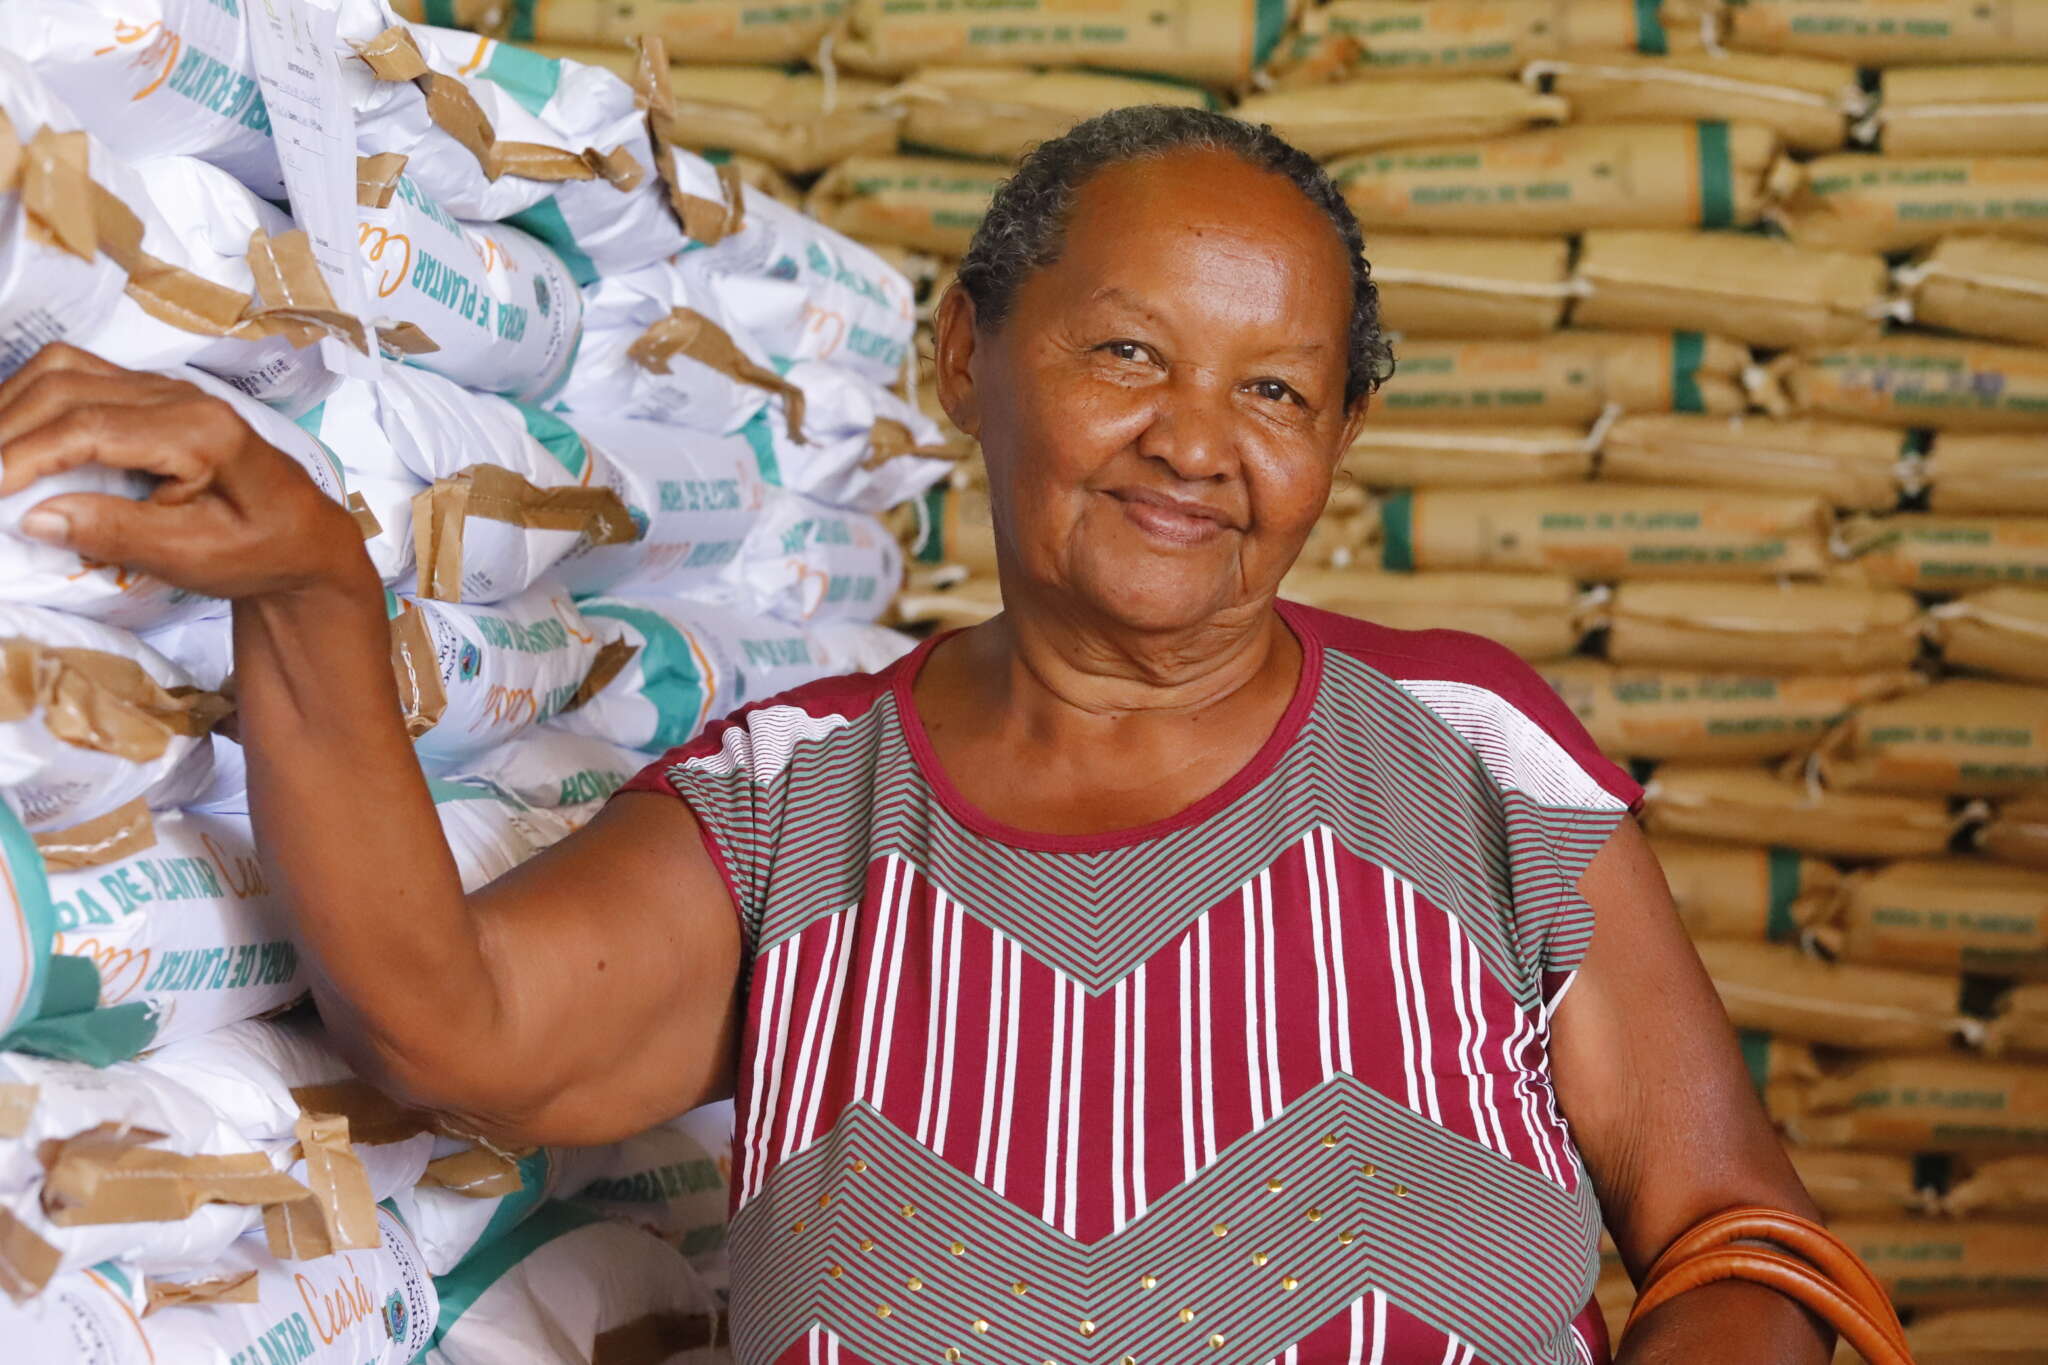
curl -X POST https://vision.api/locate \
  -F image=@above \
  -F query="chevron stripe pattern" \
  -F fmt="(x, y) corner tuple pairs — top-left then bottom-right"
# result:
(623, 606), (1640, 1364)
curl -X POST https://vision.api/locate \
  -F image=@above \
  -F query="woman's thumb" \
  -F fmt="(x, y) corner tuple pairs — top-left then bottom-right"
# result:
(11, 491), (194, 579)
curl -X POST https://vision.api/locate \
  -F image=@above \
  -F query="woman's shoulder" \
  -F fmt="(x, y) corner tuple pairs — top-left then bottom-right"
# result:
(1284, 599), (1640, 814)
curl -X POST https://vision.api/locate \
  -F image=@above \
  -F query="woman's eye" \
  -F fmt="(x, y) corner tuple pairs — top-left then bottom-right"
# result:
(1101, 340), (1151, 363)
(1250, 379), (1300, 405)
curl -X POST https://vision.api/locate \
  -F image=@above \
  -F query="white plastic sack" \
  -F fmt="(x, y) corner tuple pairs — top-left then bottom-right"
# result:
(0, 367), (348, 630)
(74, 155), (327, 408)
(393, 1143), (611, 1276)
(551, 414), (769, 599)
(448, 729), (652, 827)
(770, 360), (956, 514)
(688, 187), (916, 389)
(428, 774), (572, 892)
(568, 1106), (732, 1295)
(704, 488), (902, 626)
(558, 259), (785, 434)
(394, 583), (620, 767)
(423, 1202), (723, 1365)
(0, 53), (129, 379)
(356, 175), (582, 402)
(0, 604), (218, 831)
(557, 598), (839, 753)
(811, 620), (920, 676)
(43, 808), (302, 1056)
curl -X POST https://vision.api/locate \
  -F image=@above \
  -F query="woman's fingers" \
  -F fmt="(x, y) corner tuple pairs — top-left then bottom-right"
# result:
(0, 381), (237, 501)
(0, 341), (126, 412)
(16, 489), (219, 582)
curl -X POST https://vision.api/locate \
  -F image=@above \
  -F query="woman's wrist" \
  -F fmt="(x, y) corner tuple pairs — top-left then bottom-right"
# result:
(1616, 1278), (1834, 1365)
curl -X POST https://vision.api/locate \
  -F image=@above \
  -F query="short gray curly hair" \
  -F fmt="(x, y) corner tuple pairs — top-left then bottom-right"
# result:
(955, 105), (1394, 410)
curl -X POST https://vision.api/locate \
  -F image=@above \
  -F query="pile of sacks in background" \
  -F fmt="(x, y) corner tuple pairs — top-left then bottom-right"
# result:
(378, 0), (2048, 1359)
(0, 0), (958, 1358)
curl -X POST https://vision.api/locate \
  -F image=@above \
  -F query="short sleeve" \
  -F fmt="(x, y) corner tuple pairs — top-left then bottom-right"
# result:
(615, 714), (771, 957)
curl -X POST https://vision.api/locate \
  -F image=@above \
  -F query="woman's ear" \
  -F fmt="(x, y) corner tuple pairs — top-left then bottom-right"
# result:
(932, 284), (982, 440)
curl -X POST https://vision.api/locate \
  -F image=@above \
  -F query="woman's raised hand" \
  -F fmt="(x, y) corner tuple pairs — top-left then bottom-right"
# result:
(0, 343), (365, 600)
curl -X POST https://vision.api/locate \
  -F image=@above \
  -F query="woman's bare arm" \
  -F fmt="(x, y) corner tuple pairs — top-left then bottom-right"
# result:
(1, 346), (740, 1146)
(1551, 816), (1835, 1364)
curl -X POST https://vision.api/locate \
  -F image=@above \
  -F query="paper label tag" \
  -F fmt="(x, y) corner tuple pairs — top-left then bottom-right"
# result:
(242, 0), (379, 380)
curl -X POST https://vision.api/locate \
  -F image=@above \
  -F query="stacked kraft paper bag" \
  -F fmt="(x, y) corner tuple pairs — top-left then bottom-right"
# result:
(0, 0), (964, 1359)
(3, 0), (2048, 1362)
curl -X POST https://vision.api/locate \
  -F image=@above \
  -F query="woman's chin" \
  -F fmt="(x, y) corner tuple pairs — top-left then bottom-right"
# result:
(1068, 561), (1249, 634)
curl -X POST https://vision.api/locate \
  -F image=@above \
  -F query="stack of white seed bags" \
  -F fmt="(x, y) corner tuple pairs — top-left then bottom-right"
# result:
(0, 1), (954, 1358)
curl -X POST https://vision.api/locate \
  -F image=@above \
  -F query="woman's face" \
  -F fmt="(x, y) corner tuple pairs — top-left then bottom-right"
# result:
(936, 147), (1367, 636)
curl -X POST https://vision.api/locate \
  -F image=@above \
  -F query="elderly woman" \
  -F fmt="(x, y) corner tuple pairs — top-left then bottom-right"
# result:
(0, 109), (1840, 1363)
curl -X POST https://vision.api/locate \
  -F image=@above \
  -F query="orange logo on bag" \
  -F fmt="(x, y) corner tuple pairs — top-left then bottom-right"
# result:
(49, 934), (150, 1005)
(95, 19), (182, 102)
(358, 224), (414, 298)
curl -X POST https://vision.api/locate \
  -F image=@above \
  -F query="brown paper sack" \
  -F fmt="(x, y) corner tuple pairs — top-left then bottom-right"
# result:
(1945, 1154), (2048, 1217)
(1694, 940), (1969, 1051)
(1891, 1307), (2048, 1363)
(1648, 834), (1841, 943)
(805, 155), (1004, 255)
(1772, 153), (2048, 254)
(1278, 568), (1586, 661)
(901, 480), (998, 578)
(1726, 0), (2048, 64)
(1331, 123), (1779, 236)
(1379, 484), (1831, 579)
(1277, 0), (1711, 83)
(1977, 795), (2048, 871)
(505, 0), (838, 64)
(1785, 1149), (1929, 1220)
(1745, 1031), (1824, 1120)
(1929, 587), (2048, 685)
(1375, 332), (1750, 425)
(1834, 1219), (2048, 1310)
(1927, 432), (2048, 514)
(890, 68), (1209, 163)
(1641, 763), (1962, 860)
(1988, 981), (2048, 1056)
(1816, 679), (2048, 798)
(1572, 230), (1890, 351)
(1603, 581), (1924, 674)
(1798, 1053), (2048, 1155)
(1819, 858), (2048, 978)
(636, 66), (899, 176)
(1365, 234), (1575, 338)
(0, 640), (230, 761)
(1875, 64), (2048, 156)
(831, 0), (1294, 85)
(1768, 336), (2048, 432)
(1341, 423), (1593, 488)
(1536, 51), (1862, 155)
(1235, 79), (1566, 160)
(1598, 414), (1908, 511)
(1543, 658), (1920, 762)
(1836, 512), (2048, 594)
(1900, 235), (2048, 349)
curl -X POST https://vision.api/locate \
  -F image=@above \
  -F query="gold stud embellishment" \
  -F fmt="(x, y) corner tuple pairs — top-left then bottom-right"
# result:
(1320, 1134), (1338, 1149)
(972, 1319), (991, 1335)
(1011, 1282), (1030, 1296)
(1281, 1276), (1301, 1292)
(1138, 1275), (1158, 1291)
(1207, 1335), (1227, 1350)
(1338, 1230), (1357, 1246)
(944, 1351), (962, 1363)
(1265, 1178), (1284, 1193)
(1177, 1309), (1195, 1325)
(1078, 1320), (1097, 1337)
(1211, 1223), (1230, 1238)
(907, 1278), (925, 1292)
(827, 1264), (845, 1278)
(819, 1193), (833, 1208)
(1120, 1356), (1137, 1365)
(877, 1304), (894, 1320)
(860, 1238), (877, 1253)
(851, 1159), (869, 1174)
(1249, 1252), (1270, 1267)
(792, 1221), (807, 1234)
(949, 1241), (967, 1256)
(1305, 1207), (1324, 1222)
(902, 1203), (919, 1218)
(1393, 1184), (1409, 1198)
(1360, 1163), (1377, 1179)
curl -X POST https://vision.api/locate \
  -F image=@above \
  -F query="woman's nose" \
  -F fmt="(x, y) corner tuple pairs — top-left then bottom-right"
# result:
(1131, 378), (1236, 483)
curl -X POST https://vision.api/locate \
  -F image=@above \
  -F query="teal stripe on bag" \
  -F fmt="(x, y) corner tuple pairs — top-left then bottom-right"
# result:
(1765, 847), (1802, 942)
(429, 1200), (600, 1347)
(1736, 1029), (1771, 1097)
(1634, 0), (1669, 55)
(1695, 122), (1734, 228)
(422, 0), (462, 27)
(506, 0), (538, 41)
(512, 400), (589, 478)
(1252, 0), (1291, 69)
(579, 602), (711, 750)
(740, 411), (782, 484)
(1378, 488), (1416, 571)
(915, 484), (949, 564)
(506, 199), (599, 287)
(0, 803), (55, 1042)
(1671, 331), (1707, 413)
(480, 41), (562, 116)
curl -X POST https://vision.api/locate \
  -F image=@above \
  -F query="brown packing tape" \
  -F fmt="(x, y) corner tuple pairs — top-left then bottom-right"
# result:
(19, 127), (97, 262)
(0, 109), (21, 205)
(389, 603), (450, 740)
(565, 636), (638, 713)
(40, 1124), (311, 1226)
(0, 1084), (36, 1140)
(420, 1145), (527, 1198)
(345, 492), (384, 542)
(592, 1310), (728, 1365)
(264, 1111), (379, 1260)
(376, 322), (441, 356)
(862, 417), (966, 472)
(286, 1081), (443, 1148)
(1946, 1155), (2048, 1218)
(355, 27), (611, 187)
(634, 36), (743, 246)
(1783, 1149), (1927, 1221)
(0, 1206), (61, 1304)
(145, 1270), (260, 1313)
(0, 639), (229, 762)
(32, 799), (157, 871)
(355, 151), (408, 209)
(411, 465), (637, 602)
(628, 307), (805, 439)
(244, 228), (371, 355)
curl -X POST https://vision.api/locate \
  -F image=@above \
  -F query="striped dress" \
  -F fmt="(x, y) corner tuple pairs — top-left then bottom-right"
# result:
(622, 602), (1641, 1365)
